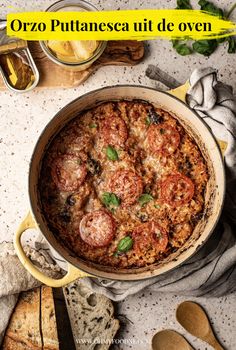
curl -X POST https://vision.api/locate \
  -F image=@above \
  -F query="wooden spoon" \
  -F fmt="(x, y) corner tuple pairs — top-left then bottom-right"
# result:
(152, 329), (194, 350)
(176, 301), (225, 350)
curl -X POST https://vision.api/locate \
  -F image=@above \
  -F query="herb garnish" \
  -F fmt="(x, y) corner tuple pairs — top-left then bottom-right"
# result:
(146, 116), (151, 125)
(114, 236), (133, 256)
(106, 145), (119, 161)
(89, 123), (97, 129)
(102, 192), (120, 210)
(176, 0), (192, 10)
(138, 194), (154, 206)
(172, 0), (236, 57)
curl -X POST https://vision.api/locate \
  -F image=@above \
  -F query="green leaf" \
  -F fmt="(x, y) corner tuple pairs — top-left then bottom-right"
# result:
(176, 0), (192, 9)
(102, 192), (120, 209)
(227, 36), (236, 53)
(198, 0), (224, 18)
(145, 116), (151, 125)
(138, 194), (154, 206)
(117, 236), (133, 253)
(192, 40), (218, 56)
(106, 145), (119, 161)
(172, 40), (193, 56)
(154, 204), (161, 209)
(216, 37), (227, 44)
(89, 123), (97, 129)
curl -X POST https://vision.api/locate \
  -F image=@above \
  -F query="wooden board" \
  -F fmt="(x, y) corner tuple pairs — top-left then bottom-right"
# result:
(0, 40), (144, 89)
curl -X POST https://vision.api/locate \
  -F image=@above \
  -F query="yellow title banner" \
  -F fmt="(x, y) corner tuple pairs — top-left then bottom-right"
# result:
(7, 9), (236, 41)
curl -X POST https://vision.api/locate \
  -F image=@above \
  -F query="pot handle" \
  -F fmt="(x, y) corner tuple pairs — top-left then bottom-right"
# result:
(14, 212), (92, 287)
(168, 80), (190, 102)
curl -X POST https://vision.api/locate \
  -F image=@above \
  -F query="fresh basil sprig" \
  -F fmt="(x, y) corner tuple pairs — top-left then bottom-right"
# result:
(138, 194), (154, 206)
(192, 39), (218, 56)
(102, 192), (120, 210)
(172, 40), (193, 56)
(173, 0), (236, 57)
(176, 0), (192, 9)
(227, 37), (236, 53)
(106, 145), (119, 161)
(198, 0), (223, 18)
(115, 236), (133, 256)
(89, 123), (97, 129)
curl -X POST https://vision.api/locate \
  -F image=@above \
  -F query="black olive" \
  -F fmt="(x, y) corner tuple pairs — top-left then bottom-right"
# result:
(147, 108), (163, 124)
(136, 212), (149, 222)
(66, 195), (76, 206)
(194, 213), (203, 221)
(186, 160), (192, 169)
(87, 157), (101, 175)
(59, 211), (71, 223)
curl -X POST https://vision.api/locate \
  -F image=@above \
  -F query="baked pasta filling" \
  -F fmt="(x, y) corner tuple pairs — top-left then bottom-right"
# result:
(39, 100), (208, 268)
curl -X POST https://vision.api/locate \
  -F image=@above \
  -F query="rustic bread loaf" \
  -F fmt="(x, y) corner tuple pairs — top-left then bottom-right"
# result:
(1, 335), (36, 350)
(2, 288), (42, 349)
(63, 281), (120, 350)
(2, 287), (59, 350)
(41, 286), (59, 350)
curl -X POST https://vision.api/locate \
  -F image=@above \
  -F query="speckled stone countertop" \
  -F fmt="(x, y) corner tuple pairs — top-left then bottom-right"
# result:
(0, 0), (236, 349)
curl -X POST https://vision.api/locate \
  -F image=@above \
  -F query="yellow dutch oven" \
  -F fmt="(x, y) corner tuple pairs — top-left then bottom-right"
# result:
(14, 83), (226, 287)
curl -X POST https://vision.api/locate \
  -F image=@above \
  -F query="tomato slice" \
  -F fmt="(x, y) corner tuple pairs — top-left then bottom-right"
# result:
(51, 154), (87, 192)
(100, 115), (128, 147)
(62, 130), (92, 154)
(132, 221), (168, 254)
(109, 169), (143, 207)
(79, 210), (116, 247)
(146, 124), (180, 155)
(161, 173), (194, 207)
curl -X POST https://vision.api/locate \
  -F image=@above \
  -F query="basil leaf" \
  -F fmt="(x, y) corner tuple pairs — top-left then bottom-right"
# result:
(89, 123), (97, 129)
(172, 40), (193, 56)
(145, 116), (151, 125)
(106, 145), (119, 161)
(154, 204), (161, 209)
(102, 192), (120, 209)
(138, 194), (154, 206)
(110, 193), (120, 206)
(192, 40), (218, 56)
(176, 0), (192, 9)
(198, 0), (224, 18)
(216, 37), (227, 44)
(117, 236), (133, 253)
(227, 36), (236, 53)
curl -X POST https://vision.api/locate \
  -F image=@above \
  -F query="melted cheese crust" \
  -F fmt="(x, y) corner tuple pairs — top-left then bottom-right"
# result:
(39, 101), (208, 268)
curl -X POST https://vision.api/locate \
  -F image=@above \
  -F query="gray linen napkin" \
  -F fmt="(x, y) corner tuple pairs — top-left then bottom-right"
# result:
(82, 67), (236, 301)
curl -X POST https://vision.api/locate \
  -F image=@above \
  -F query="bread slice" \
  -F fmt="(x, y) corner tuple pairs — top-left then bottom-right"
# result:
(1, 335), (38, 350)
(63, 282), (120, 350)
(2, 288), (42, 350)
(41, 286), (59, 350)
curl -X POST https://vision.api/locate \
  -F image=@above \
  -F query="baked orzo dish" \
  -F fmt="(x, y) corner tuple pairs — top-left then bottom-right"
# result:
(39, 100), (209, 268)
